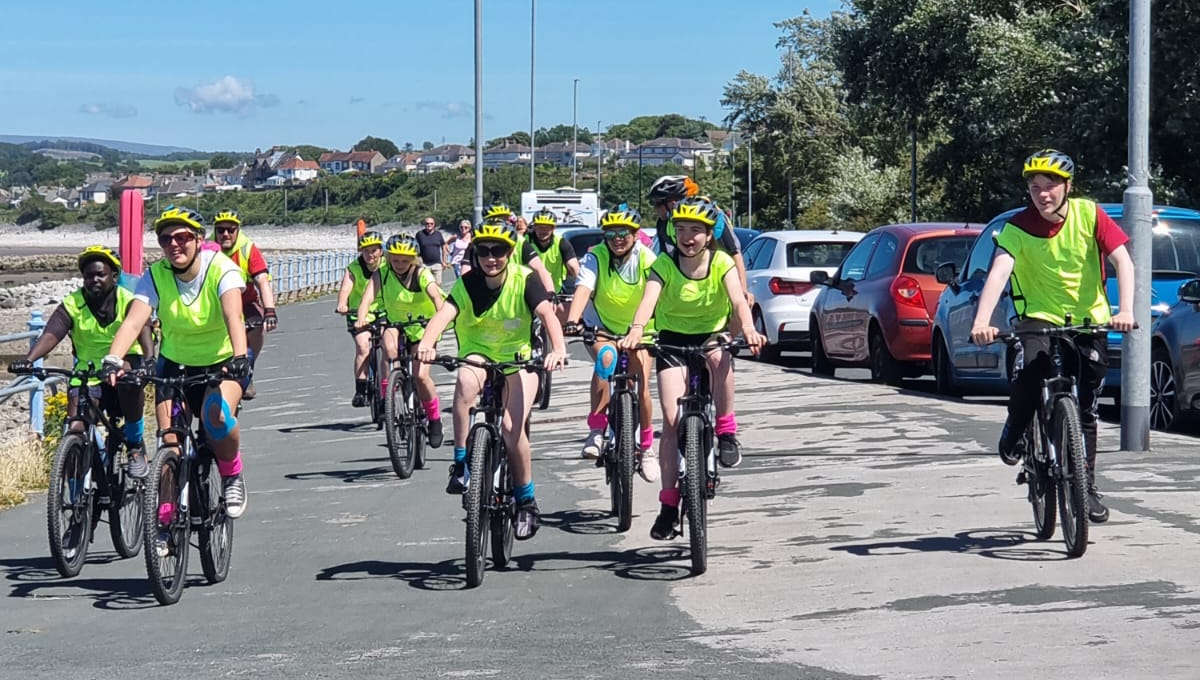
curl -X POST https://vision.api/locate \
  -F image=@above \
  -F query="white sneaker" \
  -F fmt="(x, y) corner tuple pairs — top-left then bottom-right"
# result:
(638, 449), (660, 483)
(580, 430), (603, 459)
(222, 474), (247, 519)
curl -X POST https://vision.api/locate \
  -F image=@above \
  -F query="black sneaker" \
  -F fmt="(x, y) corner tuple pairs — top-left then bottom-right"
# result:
(351, 392), (368, 408)
(514, 498), (540, 540)
(998, 420), (1022, 466)
(717, 433), (742, 468)
(427, 419), (444, 448)
(650, 503), (679, 541)
(445, 462), (469, 495)
(1087, 485), (1109, 523)
(242, 381), (257, 401)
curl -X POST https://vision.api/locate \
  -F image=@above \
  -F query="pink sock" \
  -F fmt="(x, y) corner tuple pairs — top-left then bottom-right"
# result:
(659, 488), (681, 508)
(380, 377), (388, 399)
(586, 412), (608, 431)
(640, 426), (654, 450)
(423, 397), (441, 421)
(157, 502), (175, 526)
(715, 413), (737, 436)
(217, 452), (243, 477)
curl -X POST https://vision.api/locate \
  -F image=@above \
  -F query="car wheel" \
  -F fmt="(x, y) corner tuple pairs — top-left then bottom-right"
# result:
(810, 317), (834, 377)
(869, 325), (902, 387)
(753, 308), (780, 362)
(933, 336), (959, 397)
(1150, 347), (1179, 431)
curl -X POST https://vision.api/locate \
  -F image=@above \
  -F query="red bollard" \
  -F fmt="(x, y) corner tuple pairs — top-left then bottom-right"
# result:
(118, 190), (145, 275)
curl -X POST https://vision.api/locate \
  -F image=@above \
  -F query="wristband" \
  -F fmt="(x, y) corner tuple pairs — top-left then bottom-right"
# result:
(264, 307), (277, 317)
(102, 354), (122, 367)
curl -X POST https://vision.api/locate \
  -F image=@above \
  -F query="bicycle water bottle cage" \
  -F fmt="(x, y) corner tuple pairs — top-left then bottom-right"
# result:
(594, 345), (618, 380)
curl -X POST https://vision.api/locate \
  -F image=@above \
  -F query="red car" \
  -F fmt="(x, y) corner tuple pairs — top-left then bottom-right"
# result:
(808, 223), (982, 383)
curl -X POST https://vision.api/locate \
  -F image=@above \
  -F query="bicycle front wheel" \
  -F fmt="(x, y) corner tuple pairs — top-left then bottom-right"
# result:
(612, 392), (636, 532)
(490, 462), (514, 568)
(681, 414), (708, 575)
(107, 449), (143, 558)
(143, 447), (190, 605)
(1053, 397), (1089, 557)
(384, 369), (415, 479)
(197, 458), (233, 584)
(464, 426), (493, 588)
(46, 433), (94, 578)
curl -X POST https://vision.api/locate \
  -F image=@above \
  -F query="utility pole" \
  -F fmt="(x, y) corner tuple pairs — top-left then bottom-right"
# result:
(1122, 0), (1153, 451)
(909, 120), (918, 221)
(596, 120), (602, 202)
(747, 134), (753, 229)
(529, 0), (536, 192)
(637, 146), (644, 214)
(434, 189), (438, 212)
(282, 187), (287, 222)
(324, 187), (328, 218)
(572, 78), (580, 188)
(473, 0), (483, 227)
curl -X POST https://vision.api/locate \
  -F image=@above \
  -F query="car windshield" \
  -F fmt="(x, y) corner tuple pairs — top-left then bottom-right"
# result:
(903, 236), (975, 275)
(786, 241), (855, 268)
(1150, 218), (1200, 274)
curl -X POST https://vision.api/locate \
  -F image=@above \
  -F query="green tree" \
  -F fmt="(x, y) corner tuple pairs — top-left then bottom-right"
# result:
(486, 131), (532, 147)
(354, 136), (400, 158)
(422, 141), (434, 151)
(290, 144), (330, 161)
(533, 125), (593, 146)
(208, 153), (236, 169)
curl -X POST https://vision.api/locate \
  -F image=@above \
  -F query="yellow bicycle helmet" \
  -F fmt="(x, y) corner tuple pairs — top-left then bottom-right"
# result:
(385, 233), (419, 256)
(358, 230), (383, 249)
(77, 245), (121, 272)
(531, 209), (557, 227)
(1022, 149), (1074, 181)
(472, 221), (518, 248)
(671, 196), (720, 228)
(483, 203), (514, 223)
(154, 205), (205, 235)
(600, 209), (642, 230)
(213, 210), (241, 227)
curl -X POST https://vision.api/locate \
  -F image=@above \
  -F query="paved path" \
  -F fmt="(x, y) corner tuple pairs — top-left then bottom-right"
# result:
(2, 295), (1199, 679)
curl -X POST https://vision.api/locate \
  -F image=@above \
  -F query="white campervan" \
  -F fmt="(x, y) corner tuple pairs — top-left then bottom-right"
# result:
(520, 187), (599, 227)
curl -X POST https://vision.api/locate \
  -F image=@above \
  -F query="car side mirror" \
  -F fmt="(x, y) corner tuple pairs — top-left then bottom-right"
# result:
(1179, 278), (1200, 304)
(935, 262), (958, 286)
(810, 270), (831, 286)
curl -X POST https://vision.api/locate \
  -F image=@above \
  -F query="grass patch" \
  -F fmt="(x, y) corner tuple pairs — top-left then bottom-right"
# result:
(0, 434), (49, 509)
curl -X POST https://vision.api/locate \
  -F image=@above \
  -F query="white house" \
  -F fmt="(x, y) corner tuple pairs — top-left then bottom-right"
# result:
(276, 157), (320, 183)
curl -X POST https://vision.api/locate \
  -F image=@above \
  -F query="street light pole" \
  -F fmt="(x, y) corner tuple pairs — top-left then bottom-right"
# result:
(1121, 0), (1153, 451)
(572, 78), (580, 188)
(473, 0), (483, 227)
(529, 0), (535, 192)
(596, 119), (602, 203)
(747, 133), (753, 229)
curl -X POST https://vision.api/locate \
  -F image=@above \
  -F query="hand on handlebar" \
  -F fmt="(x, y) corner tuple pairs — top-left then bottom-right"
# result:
(335, 303), (349, 315)
(102, 354), (125, 387)
(543, 350), (568, 373)
(1110, 311), (1135, 332)
(263, 307), (278, 332)
(618, 325), (644, 351)
(741, 325), (766, 355)
(563, 320), (583, 337)
(8, 359), (32, 374)
(224, 355), (252, 381)
(971, 325), (999, 346)
(416, 344), (438, 363)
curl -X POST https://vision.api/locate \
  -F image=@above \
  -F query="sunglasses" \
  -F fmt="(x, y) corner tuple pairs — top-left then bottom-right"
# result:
(604, 229), (635, 241)
(215, 226), (238, 235)
(475, 243), (512, 259)
(158, 231), (197, 248)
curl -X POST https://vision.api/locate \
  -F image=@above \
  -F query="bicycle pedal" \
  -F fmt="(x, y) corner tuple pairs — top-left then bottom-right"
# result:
(1016, 471), (1027, 485)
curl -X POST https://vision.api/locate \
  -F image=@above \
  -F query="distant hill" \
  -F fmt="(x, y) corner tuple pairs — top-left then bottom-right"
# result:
(0, 135), (196, 157)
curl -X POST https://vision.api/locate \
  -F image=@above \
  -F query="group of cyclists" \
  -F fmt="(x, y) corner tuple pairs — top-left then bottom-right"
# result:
(8, 148), (1134, 578)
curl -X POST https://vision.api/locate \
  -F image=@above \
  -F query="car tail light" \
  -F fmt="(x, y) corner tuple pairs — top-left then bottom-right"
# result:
(769, 277), (814, 296)
(891, 275), (927, 310)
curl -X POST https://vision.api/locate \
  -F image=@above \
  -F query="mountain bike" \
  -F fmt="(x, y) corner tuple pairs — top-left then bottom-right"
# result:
(125, 368), (237, 605)
(531, 293), (571, 410)
(433, 354), (544, 588)
(8, 363), (144, 577)
(576, 326), (645, 532)
(365, 318), (387, 429)
(984, 320), (1128, 558)
(643, 337), (748, 575)
(384, 317), (430, 479)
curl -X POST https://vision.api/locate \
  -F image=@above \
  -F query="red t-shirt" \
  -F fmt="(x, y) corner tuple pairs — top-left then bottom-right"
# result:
(227, 244), (269, 305)
(1007, 202), (1129, 277)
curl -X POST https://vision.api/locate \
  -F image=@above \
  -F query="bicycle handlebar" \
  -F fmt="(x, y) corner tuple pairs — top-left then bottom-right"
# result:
(972, 322), (1139, 345)
(120, 367), (231, 388)
(431, 355), (546, 374)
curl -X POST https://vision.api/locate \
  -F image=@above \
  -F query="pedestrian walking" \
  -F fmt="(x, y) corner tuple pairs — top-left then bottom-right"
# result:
(416, 216), (449, 286)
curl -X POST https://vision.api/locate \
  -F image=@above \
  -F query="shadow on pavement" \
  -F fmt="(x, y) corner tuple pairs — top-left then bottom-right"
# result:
(277, 421), (377, 434)
(829, 529), (1072, 562)
(509, 545), (694, 582)
(284, 465), (396, 484)
(540, 508), (623, 535)
(1, 555), (171, 609)
(315, 558), (463, 591)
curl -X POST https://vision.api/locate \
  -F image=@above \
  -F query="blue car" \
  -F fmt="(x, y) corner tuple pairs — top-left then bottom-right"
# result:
(931, 203), (1200, 396)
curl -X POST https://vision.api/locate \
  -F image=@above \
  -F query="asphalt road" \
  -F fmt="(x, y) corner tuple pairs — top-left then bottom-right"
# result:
(2, 296), (1199, 679)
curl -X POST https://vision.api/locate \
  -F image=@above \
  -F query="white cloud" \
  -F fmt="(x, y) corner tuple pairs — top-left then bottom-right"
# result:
(174, 75), (277, 115)
(415, 100), (473, 119)
(79, 102), (137, 118)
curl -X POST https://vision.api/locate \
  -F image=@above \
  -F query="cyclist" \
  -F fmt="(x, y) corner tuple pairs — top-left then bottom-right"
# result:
(525, 209), (581, 298)
(104, 207), (252, 519)
(355, 233), (446, 448)
(619, 196), (764, 540)
(335, 231), (385, 407)
(970, 149), (1135, 524)
(417, 219), (568, 540)
(564, 208), (658, 481)
(211, 210), (276, 400)
(648, 175), (753, 308)
(11, 246), (153, 476)
(464, 204), (556, 295)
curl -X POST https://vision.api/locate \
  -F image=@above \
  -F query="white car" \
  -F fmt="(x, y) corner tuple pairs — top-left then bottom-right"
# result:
(743, 230), (865, 359)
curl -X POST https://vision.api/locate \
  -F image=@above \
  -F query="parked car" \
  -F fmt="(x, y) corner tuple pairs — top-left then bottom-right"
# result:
(809, 223), (981, 383)
(1148, 278), (1200, 430)
(931, 204), (1200, 396)
(733, 227), (760, 249)
(743, 230), (864, 359)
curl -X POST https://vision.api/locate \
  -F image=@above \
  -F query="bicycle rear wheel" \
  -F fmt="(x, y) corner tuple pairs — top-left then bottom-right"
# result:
(143, 447), (190, 605)
(46, 433), (94, 578)
(490, 461), (514, 568)
(368, 352), (384, 430)
(464, 426), (493, 588)
(1025, 419), (1056, 541)
(681, 414), (708, 575)
(1053, 397), (1089, 557)
(612, 393), (635, 532)
(384, 369), (416, 479)
(107, 449), (143, 558)
(197, 458), (233, 584)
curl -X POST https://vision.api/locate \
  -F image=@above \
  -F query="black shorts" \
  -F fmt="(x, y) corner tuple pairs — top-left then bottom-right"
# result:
(154, 357), (227, 416)
(68, 355), (144, 421)
(346, 315), (373, 336)
(653, 329), (720, 373)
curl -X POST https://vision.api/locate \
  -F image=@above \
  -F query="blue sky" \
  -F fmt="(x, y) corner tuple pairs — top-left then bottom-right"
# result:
(0, 1), (838, 153)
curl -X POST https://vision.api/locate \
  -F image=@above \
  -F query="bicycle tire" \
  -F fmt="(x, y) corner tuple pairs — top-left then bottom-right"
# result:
(107, 450), (143, 558)
(490, 461), (514, 568)
(143, 447), (189, 605)
(384, 368), (415, 479)
(613, 392), (635, 532)
(368, 350), (384, 430)
(464, 426), (492, 588)
(1053, 397), (1089, 557)
(46, 433), (93, 578)
(197, 458), (233, 584)
(537, 368), (552, 410)
(410, 381), (427, 470)
(681, 414), (708, 575)
(1025, 419), (1055, 541)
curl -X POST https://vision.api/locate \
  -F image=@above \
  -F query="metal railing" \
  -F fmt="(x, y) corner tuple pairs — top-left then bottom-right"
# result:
(269, 251), (355, 302)
(0, 310), (64, 435)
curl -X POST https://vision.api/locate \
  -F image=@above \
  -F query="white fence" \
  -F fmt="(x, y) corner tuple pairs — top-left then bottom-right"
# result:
(269, 251), (354, 301)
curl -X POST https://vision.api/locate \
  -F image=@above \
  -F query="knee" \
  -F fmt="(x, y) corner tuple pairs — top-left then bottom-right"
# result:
(201, 392), (238, 441)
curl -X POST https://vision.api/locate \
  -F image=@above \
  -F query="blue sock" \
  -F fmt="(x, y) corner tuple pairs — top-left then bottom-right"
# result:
(454, 446), (467, 464)
(514, 481), (534, 503)
(123, 418), (144, 449)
